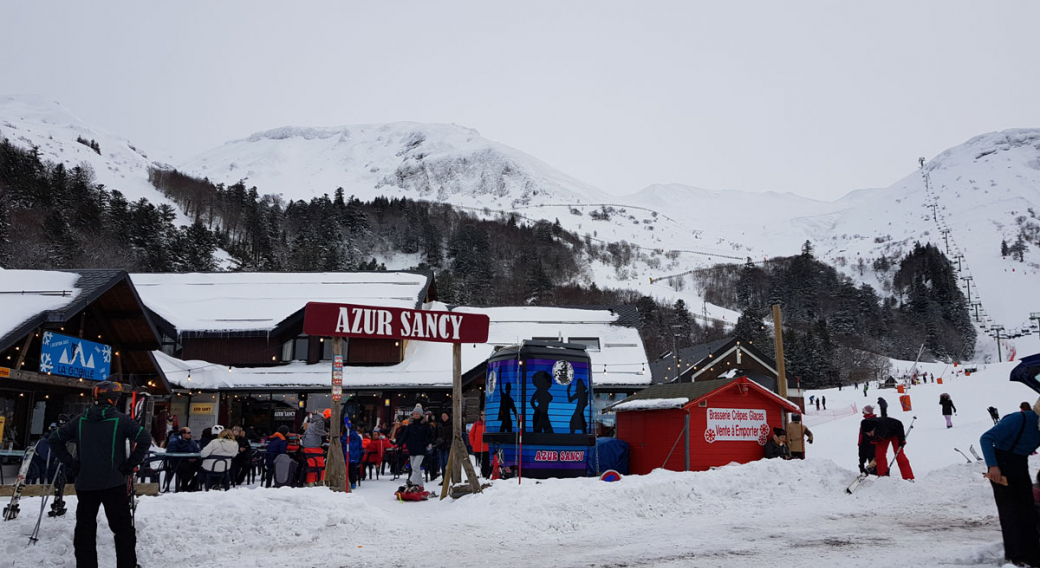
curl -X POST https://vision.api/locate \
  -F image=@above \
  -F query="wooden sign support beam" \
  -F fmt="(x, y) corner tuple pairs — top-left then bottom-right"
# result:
(325, 336), (348, 492)
(772, 304), (789, 426)
(440, 343), (482, 500)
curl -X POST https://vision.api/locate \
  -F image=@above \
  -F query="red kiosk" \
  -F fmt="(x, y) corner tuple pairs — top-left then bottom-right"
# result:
(608, 376), (801, 474)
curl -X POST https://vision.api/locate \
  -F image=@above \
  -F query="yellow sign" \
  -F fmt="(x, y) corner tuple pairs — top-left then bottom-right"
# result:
(0, 367), (10, 379)
(190, 403), (215, 415)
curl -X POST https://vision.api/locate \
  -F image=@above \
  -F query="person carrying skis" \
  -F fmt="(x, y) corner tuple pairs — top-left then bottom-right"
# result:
(48, 381), (151, 568)
(785, 414), (813, 459)
(979, 400), (1040, 567)
(939, 393), (957, 428)
(861, 414), (914, 480)
(877, 396), (889, 418)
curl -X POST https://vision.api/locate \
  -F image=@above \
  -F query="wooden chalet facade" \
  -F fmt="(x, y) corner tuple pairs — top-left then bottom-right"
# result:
(0, 270), (171, 450)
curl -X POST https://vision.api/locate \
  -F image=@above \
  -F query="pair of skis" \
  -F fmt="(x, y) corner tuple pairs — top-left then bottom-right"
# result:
(846, 416), (916, 495)
(2, 441), (41, 521)
(955, 445), (983, 463)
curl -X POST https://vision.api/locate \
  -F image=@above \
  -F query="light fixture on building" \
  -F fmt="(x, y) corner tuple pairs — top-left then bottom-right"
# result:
(272, 356), (277, 361)
(384, 398), (390, 407)
(603, 365), (608, 375)
(228, 366), (233, 373)
(115, 351), (119, 357)
(298, 400), (304, 408)
(80, 393), (84, 397)
(45, 395), (49, 399)
(187, 373), (192, 382)
(98, 335), (102, 339)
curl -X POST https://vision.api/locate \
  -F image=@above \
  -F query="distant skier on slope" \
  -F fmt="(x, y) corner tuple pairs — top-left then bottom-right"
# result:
(48, 381), (151, 568)
(939, 393), (957, 428)
(877, 397), (889, 418)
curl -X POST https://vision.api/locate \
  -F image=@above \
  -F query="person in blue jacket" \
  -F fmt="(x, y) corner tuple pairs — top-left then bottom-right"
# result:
(979, 401), (1040, 568)
(342, 424), (364, 490)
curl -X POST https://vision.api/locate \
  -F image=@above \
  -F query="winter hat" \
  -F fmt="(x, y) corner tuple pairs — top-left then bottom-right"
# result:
(413, 403), (423, 415)
(773, 427), (786, 437)
(211, 425), (225, 435)
(862, 405), (875, 414)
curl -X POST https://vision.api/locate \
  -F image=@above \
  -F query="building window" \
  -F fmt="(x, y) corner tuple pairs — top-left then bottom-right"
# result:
(281, 340), (293, 362)
(322, 338), (333, 360)
(293, 336), (309, 361)
(568, 337), (600, 351)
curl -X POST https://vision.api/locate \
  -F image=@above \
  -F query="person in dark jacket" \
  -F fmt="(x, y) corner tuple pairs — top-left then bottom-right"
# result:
(858, 406), (878, 474)
(436, 412), (452, 478)
(264, 426), (289, 487)
(876, 397), (889, 418)
(939, 393), (957, 428)
(979, 405), (1040, 567)
(861, 415), (914, 480)
(48, 381), (151, 568)
(166, 426), (201, 491)
(763, 428), (790, 460)
(394, 404), (432, 487)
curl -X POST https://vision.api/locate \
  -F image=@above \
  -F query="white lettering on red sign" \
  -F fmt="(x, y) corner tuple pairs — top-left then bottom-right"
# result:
(333, 306), (465, 341)
(704, 407), (769, 445)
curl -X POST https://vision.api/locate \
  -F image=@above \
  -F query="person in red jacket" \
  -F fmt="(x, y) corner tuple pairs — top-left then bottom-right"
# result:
(469, 411), (490, 478)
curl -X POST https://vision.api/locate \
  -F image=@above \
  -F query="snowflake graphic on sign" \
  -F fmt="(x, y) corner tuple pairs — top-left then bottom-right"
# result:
(40, 353), (53, 373)
(102, 345), (112, 364)
(42, 331), (53, 346)
(704, 429), (716, 443)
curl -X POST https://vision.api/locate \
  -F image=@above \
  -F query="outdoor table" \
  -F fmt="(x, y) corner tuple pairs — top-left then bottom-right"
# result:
(149, 452), (203, 492)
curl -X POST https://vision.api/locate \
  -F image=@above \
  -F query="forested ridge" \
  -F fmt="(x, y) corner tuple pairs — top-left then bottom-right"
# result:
(0, 138), (976, 382)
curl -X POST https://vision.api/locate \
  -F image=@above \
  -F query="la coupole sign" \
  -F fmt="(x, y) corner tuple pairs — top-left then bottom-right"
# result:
(303, 302), (490, 344)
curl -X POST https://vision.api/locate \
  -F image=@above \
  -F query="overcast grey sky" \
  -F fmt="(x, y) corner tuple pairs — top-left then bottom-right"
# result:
(2, 1), (1038, 200)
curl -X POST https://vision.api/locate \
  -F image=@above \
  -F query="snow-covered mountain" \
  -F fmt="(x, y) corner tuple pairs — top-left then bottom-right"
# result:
(0, 94), (182, 215)
(4, 95), (1037, 359)
(179, 122), (608, 207)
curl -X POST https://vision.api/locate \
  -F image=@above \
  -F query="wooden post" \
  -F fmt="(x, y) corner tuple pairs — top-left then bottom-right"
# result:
(326, 337), (348, 492)
(440, 343), (482, 500)
(772, 304), (788, 427)
(13, 328), (36, 370)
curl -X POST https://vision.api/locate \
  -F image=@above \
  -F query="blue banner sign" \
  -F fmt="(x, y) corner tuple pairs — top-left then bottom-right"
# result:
(39, 331), (112, 381)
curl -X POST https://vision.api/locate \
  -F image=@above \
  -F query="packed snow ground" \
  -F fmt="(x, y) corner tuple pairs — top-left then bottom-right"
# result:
(3, 359), (1038, 567)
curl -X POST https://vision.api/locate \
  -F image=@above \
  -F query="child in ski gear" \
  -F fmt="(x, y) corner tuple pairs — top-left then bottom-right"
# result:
(785, 414), (813, 459)
(861, 415), (914, 480)
(979, 403), (1040, 567)
(858, 406), (878, 474)
(877, 397), (888, 417)
(939, 394), (957, 428)
(763, 428), (791, 460)
(47, 381), (151, 568)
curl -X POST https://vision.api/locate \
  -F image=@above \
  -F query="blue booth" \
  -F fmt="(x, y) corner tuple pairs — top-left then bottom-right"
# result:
(483, 340), (594, 478)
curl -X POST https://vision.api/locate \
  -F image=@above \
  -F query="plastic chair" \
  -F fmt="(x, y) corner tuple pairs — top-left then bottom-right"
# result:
(201, 456), (233, 491)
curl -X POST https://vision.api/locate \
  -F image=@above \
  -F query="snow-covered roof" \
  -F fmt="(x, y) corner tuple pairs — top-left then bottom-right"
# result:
(130, 272), (432, 334)
(0, 269), (82, 347)
(156, 304), (650, 390)
(609, 397), (689, 412)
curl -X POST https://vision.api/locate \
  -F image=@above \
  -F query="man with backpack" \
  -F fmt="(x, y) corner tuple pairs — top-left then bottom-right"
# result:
(48, 381), (151, 568)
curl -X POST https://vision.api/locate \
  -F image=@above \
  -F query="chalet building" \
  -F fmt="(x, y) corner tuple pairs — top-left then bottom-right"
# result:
(130, 272), (651, 438)
(0, 270), (171, 450)
(648, 337), (804, 409)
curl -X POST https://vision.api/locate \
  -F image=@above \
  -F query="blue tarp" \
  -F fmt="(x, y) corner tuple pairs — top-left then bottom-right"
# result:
(585, 437), (629, 476)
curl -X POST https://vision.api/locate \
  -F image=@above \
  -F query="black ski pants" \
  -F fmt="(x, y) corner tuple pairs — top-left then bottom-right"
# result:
(74, 483), (136, 568)
(477, 451), (491, 478)
(991, 449), (1040, 567)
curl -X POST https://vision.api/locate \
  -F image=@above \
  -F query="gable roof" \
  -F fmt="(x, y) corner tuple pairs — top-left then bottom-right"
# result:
(650, 337), (732, 384)
(131, 270), (435, 336)
(606, 376), (801, 414)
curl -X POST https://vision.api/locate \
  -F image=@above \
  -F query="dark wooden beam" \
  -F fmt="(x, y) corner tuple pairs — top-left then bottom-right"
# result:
(13, 328), (37, 370)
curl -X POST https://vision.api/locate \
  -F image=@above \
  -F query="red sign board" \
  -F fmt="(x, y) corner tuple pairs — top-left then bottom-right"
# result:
(304, 302), (490, 344)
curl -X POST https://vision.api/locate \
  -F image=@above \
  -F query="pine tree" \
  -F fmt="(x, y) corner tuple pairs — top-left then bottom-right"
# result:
(1001, 239), (1010, 257)
(178, 221), (218, 271)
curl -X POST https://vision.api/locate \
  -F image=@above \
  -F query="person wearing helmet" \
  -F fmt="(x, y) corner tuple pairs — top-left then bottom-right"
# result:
(48, 381), (151, 568)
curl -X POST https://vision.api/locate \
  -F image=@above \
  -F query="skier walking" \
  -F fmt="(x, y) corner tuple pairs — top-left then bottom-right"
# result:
(863, 382), (869, 397)
(979, 402), (1040, 567)
(939, 393), (957, 428)
(48, 381), (151, 568)
(877, 397), (889, 418)
(861, 414), (914, 480)
(822, 396), (827, 410)
(815, 398), (821, 412)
